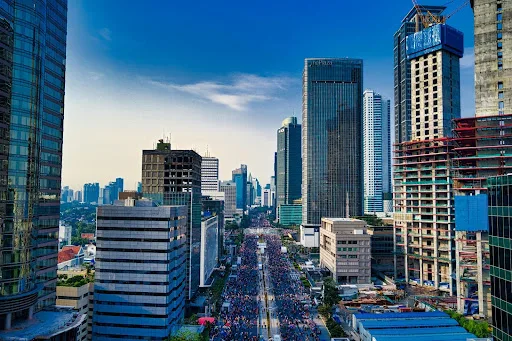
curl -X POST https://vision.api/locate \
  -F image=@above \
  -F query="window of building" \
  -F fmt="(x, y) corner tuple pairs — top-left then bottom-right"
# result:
(499, 91), (504, 99)
(433, 65), (437, 70)
(424, 109), (429, 114)
(433, 121), (438, 127)
(498, 41), (503, 49)
(499, 101), (504, 109)
(498, 82), (504, 89)
(497, 23), (503, 30)
(416, 90), (420, 96)
(424, 81), (428, 87)
(425, 123), (429, 128)
(497, 13), (503, 21)
(416, 124), (420, 130)
(433, 86), (438, 92)
(498, 32), (503, 40)
(433, 129), (438, 134)
(416, 117), (420, 123)
(498, 3), (502, 11)
(416, 77), (420, 82)
(425, 130), (429, 135)
(434, 114), (438, 120)
(433, 57), (437, 63)
(424, 61), (428, 66)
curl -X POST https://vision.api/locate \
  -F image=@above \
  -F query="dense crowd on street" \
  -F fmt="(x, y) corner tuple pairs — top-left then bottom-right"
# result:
(265, 235), (322, 341)
(211, 235), (260, 341)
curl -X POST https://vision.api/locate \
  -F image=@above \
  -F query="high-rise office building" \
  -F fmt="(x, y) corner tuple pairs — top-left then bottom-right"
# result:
(363, 90), (391, 214)
(393, 24), (463, 295)
(488, 175), (512, 341)
(0, 0), (74, 333)
(93, 200), (187, 340)
(84, 183), (100, 204)
(232, 165), (247, 210)
(219, 181), (237, 218)
(115, 177), (124, 193)
(142, 139), (202, 300)
(276, 116), (302, 220)
(394, 5), (446, 143)
(136, 181), (142, 193)
(473, 0), (511, 117)
(74, 190), (82, 203)
(302, 58), (364, 225)
(201, 156), (219, 192)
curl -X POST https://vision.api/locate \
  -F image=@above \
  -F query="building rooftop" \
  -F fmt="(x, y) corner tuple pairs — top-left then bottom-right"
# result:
(58, 246), (82, 264)
(354, 311), (478, 341)
(323, 218), (365, 222)
(402, 5), (446, 23)
(0, 308), (85, 341)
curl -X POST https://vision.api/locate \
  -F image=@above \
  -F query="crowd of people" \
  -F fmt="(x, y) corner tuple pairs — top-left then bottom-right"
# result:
(265, 235), (322, 341)
(211, 235), (260, 341)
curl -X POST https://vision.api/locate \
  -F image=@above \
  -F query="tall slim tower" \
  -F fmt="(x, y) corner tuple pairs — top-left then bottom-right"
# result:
(142, 140), (202, 300)
(232, 165), (247, 210)
(0, 0), (69, 327)
(394, 5), (446, 143)
(276, 116), (302, 216)
(363, 90), (391, 214)
(201, 156), (219, 192)
(302, 58), (363, 225)
(473, 0), (511, 117)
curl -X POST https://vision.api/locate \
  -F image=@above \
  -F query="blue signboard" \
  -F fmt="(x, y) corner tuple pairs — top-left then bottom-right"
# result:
(455, 194), (489, 232)
(406, 24), (464, 60)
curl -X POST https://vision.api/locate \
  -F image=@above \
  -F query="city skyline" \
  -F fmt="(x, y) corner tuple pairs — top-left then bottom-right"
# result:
(61, 0), (475, 190)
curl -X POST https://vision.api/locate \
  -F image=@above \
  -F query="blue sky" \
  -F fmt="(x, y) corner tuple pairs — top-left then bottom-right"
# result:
(62, 0), (475, 190)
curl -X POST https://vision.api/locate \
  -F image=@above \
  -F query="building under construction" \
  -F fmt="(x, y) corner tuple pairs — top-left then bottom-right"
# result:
(451, 114), (512, 319)
(393, 138), (455, 294)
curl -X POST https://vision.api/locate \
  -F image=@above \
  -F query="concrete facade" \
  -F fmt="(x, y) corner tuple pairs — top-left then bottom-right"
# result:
(300, 224), (320, 248)
(220, 181), (237, 218)
(201, 156), (219, 192)
(319, 218), (371, 284)
(56, 282), (93, 341)
(363, 90), (392, 214)
(473, 0), (512, 117)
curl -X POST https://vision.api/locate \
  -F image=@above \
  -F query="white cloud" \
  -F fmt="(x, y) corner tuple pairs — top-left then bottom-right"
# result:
(99, 28), (112, 41)
(148, 74), (291, 111)
(460, 47), (474, 69)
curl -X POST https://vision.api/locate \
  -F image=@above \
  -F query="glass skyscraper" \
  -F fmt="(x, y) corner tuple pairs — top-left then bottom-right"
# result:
(488, 174), (512, 341)
(276, 116), (301, 213)
(0, 0), (68, 326)
(232, 164), (247, 210)
(302, 58), (363, 225)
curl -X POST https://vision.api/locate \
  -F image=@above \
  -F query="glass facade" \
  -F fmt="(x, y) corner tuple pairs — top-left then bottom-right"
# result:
(0, 0), (68, 319)
(302, 58), (363, 225)
(232, 165), (247, 210)
(278, 204), (302, 226)
(276, 117), (301, 214)
(488, 174), (512, 341)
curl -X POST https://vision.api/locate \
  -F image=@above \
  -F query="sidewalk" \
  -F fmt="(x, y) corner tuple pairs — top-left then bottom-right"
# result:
(312, 312), (331, 341)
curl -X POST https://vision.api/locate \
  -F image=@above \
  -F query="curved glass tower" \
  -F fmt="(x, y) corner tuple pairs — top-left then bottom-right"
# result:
(0, 0), (67, 327)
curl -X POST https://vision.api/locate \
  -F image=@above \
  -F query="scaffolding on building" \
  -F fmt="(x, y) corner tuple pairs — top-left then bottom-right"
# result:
(393, 138), (455, 295)
(450, 114), (512, 320)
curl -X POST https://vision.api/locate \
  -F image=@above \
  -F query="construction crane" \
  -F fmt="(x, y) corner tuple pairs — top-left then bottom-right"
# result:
(412, 0), (469, 29)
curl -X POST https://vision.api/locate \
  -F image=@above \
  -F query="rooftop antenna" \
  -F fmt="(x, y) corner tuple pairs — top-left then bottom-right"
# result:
(206, 145), (210, 157)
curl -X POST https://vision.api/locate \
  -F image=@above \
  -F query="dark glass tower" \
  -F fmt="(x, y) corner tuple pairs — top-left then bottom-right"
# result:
(276, 116), (301, 211)
(302, 58), (363, 225)
(393, 5), (446, 144)
(142, 140), (202, 300)
(0, 0), (68, 325)
(488, 174), (512, 341)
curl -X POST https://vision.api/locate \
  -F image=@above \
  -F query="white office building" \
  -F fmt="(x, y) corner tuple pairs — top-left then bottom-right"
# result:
(219, 181), (237, 218)
(201, 156), (219, 192)
(363, 89), (391, 214)
(200, 216), (219, 287)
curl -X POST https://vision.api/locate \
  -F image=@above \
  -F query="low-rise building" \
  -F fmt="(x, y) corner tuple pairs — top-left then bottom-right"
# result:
(367, 225), (394, 276)
(279, 204), (302, 226)
(320, 218), (371, 284)
(300, 224), (320, 248)
(56, 274), (94, 341)
(58, 245), (85, 270)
